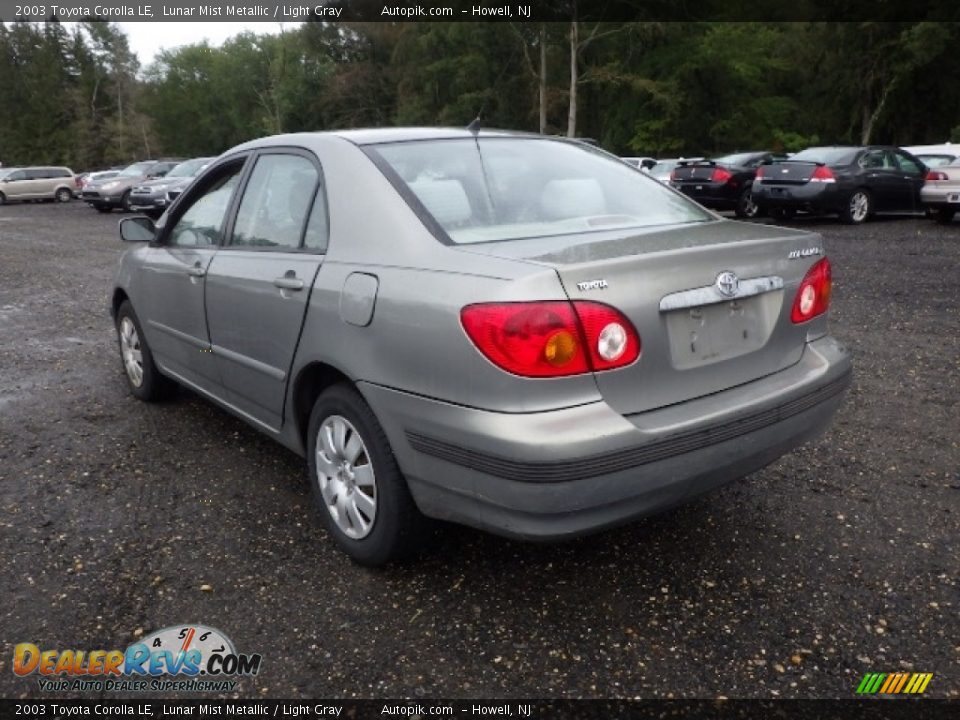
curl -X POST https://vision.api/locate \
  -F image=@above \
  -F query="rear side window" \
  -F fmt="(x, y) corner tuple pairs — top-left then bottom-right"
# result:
(859, 150), (895, 170)
(894, 152), (922, 174)
(230, 154), (319, 250)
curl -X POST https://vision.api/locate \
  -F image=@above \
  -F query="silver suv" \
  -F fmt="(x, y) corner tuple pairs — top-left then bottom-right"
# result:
(0, 166), (76, 205)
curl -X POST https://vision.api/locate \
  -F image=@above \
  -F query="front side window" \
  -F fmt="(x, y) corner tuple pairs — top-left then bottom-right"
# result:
(859, 150), (894, 170)
(6, 170), (25, 182)
(369, 139), (711, 244)
(230, 154), (319, 250)
(167, 165), (243, 248)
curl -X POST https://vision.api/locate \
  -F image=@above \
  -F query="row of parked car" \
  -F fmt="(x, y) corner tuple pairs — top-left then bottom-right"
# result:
(0, 157), (213, 217)
(623, 143), (960, 225)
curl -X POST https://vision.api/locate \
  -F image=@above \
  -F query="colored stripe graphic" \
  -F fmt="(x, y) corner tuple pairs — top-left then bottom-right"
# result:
(856, 672), (932, 694)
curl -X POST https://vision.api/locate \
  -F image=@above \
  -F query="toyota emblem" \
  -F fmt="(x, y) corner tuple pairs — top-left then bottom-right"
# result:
(716, 271), (739, 297)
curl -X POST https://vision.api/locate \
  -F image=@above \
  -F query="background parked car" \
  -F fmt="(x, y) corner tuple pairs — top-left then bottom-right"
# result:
(753, 146), (927, 224)
(621, 156), (657, 171)
(82, 159), (182, 213)
(0, 166), (75, 205)
(921, 159), (960, 224)
(913, 152), (959, 168)
(670, 151), (788, 218)
(77, 169), (121, 195)
(648, 158), (704, 184)
(128, 157), (214, 218)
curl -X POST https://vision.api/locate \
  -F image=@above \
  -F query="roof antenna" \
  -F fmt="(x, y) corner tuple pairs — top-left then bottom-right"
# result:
(467, 116), (481, 135)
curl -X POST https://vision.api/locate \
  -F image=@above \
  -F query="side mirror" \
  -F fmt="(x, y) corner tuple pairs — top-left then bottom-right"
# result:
(120, 216), (156, 243)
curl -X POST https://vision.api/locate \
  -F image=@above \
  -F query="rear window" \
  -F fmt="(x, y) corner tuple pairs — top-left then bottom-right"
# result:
(791, 147), (859, 166)
(369, 139), (711, 244)
(917, 154), (957, 168)
(712, 153), (759, 166)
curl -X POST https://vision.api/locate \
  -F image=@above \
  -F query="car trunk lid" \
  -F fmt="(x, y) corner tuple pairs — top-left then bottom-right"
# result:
(758, 161), (822, 186)
(458, 220), (824, 415)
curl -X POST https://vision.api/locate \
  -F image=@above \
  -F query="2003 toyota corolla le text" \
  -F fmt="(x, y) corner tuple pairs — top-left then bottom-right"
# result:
(110, 128), (852, 566)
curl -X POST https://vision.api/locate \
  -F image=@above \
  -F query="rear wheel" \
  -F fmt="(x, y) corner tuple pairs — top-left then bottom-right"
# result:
(734, 187), (759, 219)
(840, 189), (872, 224)
(306, 384), (427, 566)
(121, 191), (133, 212)
(115, 300), (176, 401)
(55, 188), (72, 203)
(0, 192), (5, 206)
(935, 207), (956, 225)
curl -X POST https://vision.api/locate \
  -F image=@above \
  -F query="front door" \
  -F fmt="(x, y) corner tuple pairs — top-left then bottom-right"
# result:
(204, 151), (328, 431)
(893, 150), (927, 214)
(138, 161), (245, 393)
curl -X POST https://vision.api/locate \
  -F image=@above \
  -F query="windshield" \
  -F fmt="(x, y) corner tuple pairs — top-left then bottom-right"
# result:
(916, 154), (957, 168)
(167, 158), (211, 178)
(791, 147), (859, 165)
(119, 162), (154, 177)
(370, 139), (711, 244)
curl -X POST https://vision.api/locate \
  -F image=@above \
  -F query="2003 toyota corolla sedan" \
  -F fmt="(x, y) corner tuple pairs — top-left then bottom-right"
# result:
(111, 128), (852, 565)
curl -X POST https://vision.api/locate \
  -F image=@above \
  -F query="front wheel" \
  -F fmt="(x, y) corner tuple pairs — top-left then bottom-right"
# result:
(115, 300), (176, 401)
(121, 191), (133, 213)
(734, 187), (760, 219)
(95, 205), (112, 214)
(306, 384), (426, 566)
(934, 207), (956, 225)
(840, 189), (872, 225)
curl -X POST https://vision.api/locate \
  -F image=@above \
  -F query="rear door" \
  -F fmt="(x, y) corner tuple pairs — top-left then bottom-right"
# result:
(204, 150), (328, 431)
(859, 149), (912, 212)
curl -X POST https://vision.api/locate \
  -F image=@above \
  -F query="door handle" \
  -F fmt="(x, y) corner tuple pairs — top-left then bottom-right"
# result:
(186, 264), (206, 277)
(273, 276), (304, 291)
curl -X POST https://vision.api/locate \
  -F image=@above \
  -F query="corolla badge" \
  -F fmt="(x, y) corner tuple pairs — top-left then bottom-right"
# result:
(715, 271), (739, 297)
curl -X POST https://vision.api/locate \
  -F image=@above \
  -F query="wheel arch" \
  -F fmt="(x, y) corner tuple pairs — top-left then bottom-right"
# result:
(110, 288), (130, 321)
(290, 361), (355, 450)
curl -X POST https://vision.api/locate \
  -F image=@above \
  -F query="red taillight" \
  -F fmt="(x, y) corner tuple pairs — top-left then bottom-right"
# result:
(669, 170), (678, 181)
(711, 167), (733, 183)
(809, 165), (836, 183)
(925, 170), (948, 181)
(756, 165), (766, 178)
(791, 258), (832, 324)
(460, 301), (640, 378)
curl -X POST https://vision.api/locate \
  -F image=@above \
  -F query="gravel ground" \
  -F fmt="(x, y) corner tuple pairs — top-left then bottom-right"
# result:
(0, 202), (957, 700)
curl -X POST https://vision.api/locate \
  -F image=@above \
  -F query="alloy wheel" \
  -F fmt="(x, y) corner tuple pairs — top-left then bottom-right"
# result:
(315, 415), (377, 539)
(850, 192), (869, 223)
(119, 317), (144, 387)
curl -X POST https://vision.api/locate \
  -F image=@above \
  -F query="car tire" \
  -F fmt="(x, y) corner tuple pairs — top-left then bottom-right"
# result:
(55, 188), (72, 203)
(840, 189), (872, 225)
(734, 187), (760, 219)
(768, 207), (795, 222)
(306, 383), (427, 566)
(95, 205), (112, 214)
(934, 207), (956, 225)
(0, 191), (6, 206)
(121, 191), (133, 213)
(115, 300), (176, 402)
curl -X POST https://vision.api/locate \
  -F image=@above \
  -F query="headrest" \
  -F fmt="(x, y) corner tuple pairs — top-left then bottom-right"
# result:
(409, 178), (472, 225)
(540, 178), (606, 220)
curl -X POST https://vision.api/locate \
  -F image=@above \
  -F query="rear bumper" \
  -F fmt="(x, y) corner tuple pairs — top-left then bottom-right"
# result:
(753, 181), (843, 213)
(360, 335), (852, 541)
(673, 182), (741, 210)
(920, 186), (960, 208)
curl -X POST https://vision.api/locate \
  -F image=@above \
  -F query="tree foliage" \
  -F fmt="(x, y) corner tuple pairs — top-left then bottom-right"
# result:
(1, 20), (959, 170)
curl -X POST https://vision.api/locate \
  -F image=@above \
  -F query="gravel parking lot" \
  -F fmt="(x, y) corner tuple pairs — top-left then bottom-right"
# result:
(0, 202), (957, 700)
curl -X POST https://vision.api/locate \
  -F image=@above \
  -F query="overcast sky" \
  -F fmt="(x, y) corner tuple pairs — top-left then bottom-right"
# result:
(119, 22), (300, 66)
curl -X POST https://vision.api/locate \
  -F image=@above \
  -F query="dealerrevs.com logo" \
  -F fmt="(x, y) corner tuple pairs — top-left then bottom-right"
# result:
(13, 624), (262, 693)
